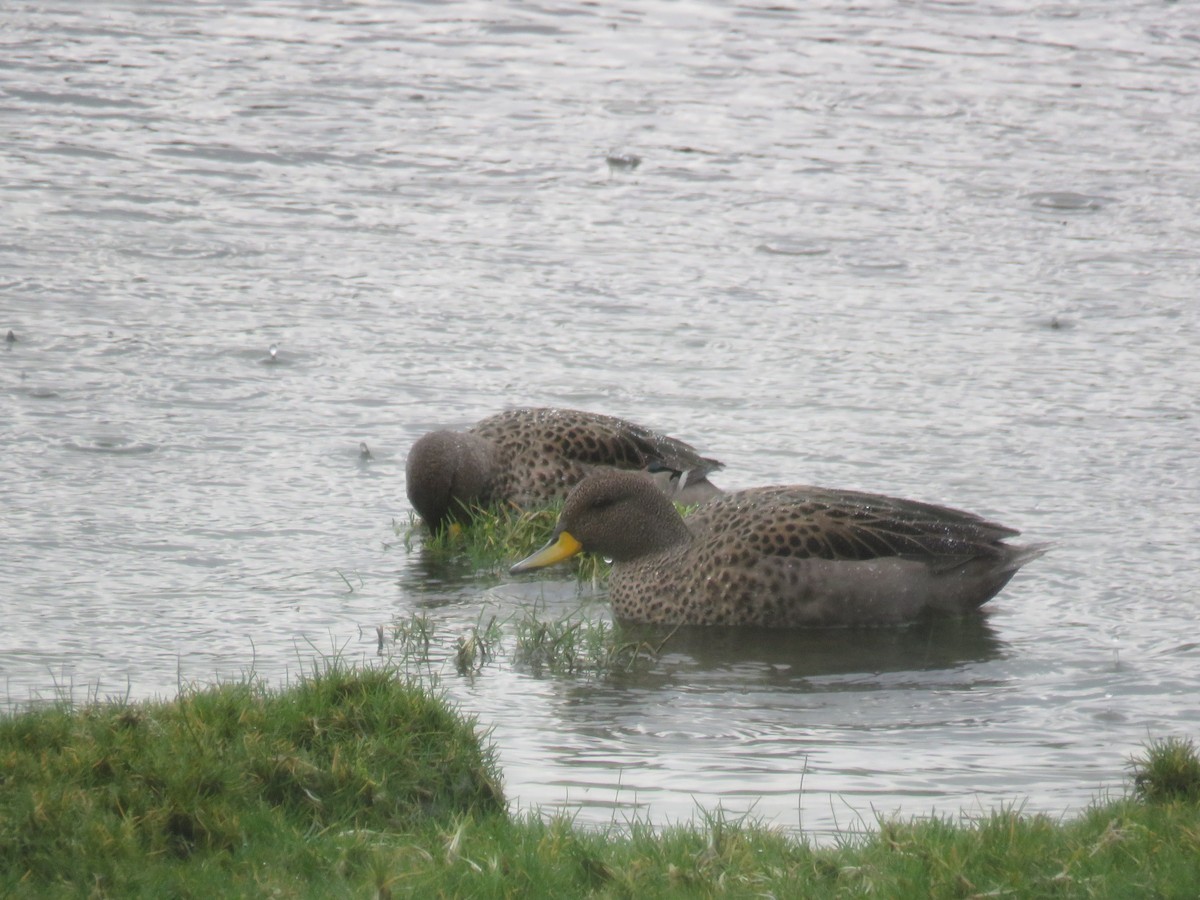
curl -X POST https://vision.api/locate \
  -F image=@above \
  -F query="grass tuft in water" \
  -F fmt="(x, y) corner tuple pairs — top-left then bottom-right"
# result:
(400, 504), (607, 577)
(389, 606), (666, 679)
(512, 606), (670, 676)
(1128, 735), (1200, 804)
(400, 500), (694, 580)
(392, 609), (436, 661)
(454, 614), (503, 676)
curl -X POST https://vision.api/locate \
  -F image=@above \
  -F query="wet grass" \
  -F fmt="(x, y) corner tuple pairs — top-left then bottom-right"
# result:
(3, 664), (1199, 897)
(453, 613), (503, 676)
(1129, 735), (1200, 804)
(399, 500), (699, 581)
(400, 504), (609, 583)
(390, 605), (669, 679)
(511, 607), (677, 677)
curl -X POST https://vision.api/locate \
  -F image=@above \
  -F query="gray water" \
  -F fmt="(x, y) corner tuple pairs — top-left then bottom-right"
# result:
(3, 0), (1199, 840)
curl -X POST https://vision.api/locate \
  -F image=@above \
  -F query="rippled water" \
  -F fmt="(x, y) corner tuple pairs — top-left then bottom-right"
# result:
(4, 0), (1199, 840)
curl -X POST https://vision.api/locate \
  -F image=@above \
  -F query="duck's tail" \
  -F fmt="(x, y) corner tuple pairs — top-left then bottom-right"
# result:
(1001, 541), (1053, 573)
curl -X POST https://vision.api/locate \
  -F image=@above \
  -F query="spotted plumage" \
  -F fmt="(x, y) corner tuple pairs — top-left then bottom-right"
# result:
(405, 408), (723, 530)
(510, 470), (1047, 627)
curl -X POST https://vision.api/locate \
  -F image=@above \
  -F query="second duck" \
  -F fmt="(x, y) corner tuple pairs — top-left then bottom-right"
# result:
(511, 470), (1046, 627)
(406, 407), (723, 531)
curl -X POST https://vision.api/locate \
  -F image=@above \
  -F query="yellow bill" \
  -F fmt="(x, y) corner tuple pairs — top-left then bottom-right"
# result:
(510, 530), (583, 573)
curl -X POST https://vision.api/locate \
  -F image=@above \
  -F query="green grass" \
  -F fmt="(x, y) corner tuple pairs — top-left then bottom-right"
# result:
(453, 613), (503, 677)
(399, 501), (699, 581)
(511, 605), (674, 677)
(370, 798), (1200, 898)
(390, 605), (669, 679)
(1129, 735), (1200, 804)
(0, 661), (503, 897)
(3, 664), (1199, 898)
(400, 504), (609, 582)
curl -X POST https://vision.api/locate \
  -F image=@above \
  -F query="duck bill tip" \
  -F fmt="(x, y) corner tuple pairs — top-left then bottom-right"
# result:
(510, 531), (584, 574)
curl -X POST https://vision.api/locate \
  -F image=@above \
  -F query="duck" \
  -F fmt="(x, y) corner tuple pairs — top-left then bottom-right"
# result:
(510, 469), (1047, 627)
(405, 408), (723, 531)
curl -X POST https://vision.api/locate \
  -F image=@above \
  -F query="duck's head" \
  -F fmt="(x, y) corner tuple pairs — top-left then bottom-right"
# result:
(510, 470), (690, 573)
(405, 430), (495, 531)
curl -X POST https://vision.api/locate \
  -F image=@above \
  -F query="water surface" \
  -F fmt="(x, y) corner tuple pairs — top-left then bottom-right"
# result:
(3, 0), (1199, 840)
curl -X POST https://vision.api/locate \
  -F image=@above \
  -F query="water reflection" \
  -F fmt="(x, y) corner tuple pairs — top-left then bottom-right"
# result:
(396, 549), (505, 601)
(62, 437), (157, 455)
(623, 616), (1005, 683)
(1026, 191), (1112, 213)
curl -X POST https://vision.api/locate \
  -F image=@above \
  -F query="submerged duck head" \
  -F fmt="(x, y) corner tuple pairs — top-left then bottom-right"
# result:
(406, 408), (724, 533)
(405, 430), (497, 531)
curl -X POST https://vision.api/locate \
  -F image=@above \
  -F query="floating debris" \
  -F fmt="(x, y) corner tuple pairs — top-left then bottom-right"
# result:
(1027, 191), (1111, 212)
(1044, 315), (1076, 331)
(605, 152), (642, 174)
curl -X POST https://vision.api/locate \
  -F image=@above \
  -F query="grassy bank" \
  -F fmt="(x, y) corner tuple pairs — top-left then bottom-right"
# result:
(0, 663), (503, 897)
(3, 665), (1198, 897)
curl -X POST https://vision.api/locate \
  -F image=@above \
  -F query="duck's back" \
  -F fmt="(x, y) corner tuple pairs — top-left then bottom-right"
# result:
(610, 484), (1043, 627)
(471, 408), (722, 506)
(684, 484), (1020, 565)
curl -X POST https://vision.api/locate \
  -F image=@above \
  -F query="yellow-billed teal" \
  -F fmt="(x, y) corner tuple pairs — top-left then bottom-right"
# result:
(406, 408), (723, 530)
(511, 470), (1046, 627)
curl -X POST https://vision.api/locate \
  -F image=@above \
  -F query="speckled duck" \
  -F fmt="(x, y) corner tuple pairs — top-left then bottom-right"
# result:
(511, 469), (1046, 627)
(405, 408), (723, 531)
